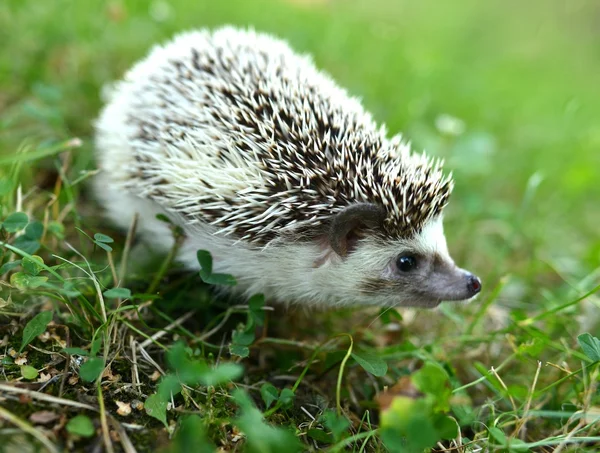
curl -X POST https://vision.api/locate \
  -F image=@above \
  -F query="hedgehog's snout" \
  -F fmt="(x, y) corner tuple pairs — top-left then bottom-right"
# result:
(465, 272), (482, 297)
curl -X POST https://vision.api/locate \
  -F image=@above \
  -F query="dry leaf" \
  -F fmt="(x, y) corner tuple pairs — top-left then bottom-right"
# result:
(376, 377), (422, 412)
(51, 414), (68, 435)
(110, 429), (121, 442)
(116, 401), (132, 416)
(230, 425), (243, 443)
(102, 366), (120, 382)
(150, 370), (161, 381)
(131, 399), (144, 411)
(50, 333), (66, 348)
(37, 372), (52, 383)
(15, 352), (28, 365)
(29, 411), (60, 425)
(68, 375), (79, 385)
(9, 320), (18, 336)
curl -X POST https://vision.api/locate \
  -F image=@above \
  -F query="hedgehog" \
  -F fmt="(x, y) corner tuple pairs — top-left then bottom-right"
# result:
(93, 26), (481, 308)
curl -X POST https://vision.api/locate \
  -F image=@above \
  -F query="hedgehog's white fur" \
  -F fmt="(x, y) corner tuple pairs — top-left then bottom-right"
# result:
(94, 26), (478, 308)
(173, 215), (452, 308)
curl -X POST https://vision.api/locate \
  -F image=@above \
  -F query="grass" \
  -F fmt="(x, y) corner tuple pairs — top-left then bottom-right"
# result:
(1, 0), (599, 451)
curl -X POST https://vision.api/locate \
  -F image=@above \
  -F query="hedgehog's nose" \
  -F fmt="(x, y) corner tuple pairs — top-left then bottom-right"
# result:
(466, 273), (482, 297)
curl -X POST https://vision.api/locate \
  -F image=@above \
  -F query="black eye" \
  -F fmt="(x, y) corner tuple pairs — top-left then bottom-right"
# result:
(396, 255), (417, 272)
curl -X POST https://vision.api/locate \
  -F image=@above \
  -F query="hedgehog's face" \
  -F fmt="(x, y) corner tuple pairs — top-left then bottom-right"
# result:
(325, 206), (481, 308)
(372, 216), (481, 308)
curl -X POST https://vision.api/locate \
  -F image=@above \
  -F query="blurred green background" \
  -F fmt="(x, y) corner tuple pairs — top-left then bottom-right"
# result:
(1, 0), (599, 307)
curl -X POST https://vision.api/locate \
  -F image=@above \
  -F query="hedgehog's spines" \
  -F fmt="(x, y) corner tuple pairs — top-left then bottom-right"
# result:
(117, 27), (453, 243)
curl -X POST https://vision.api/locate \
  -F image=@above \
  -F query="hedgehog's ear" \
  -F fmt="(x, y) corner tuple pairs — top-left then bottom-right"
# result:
(328, 203), (385, 257)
